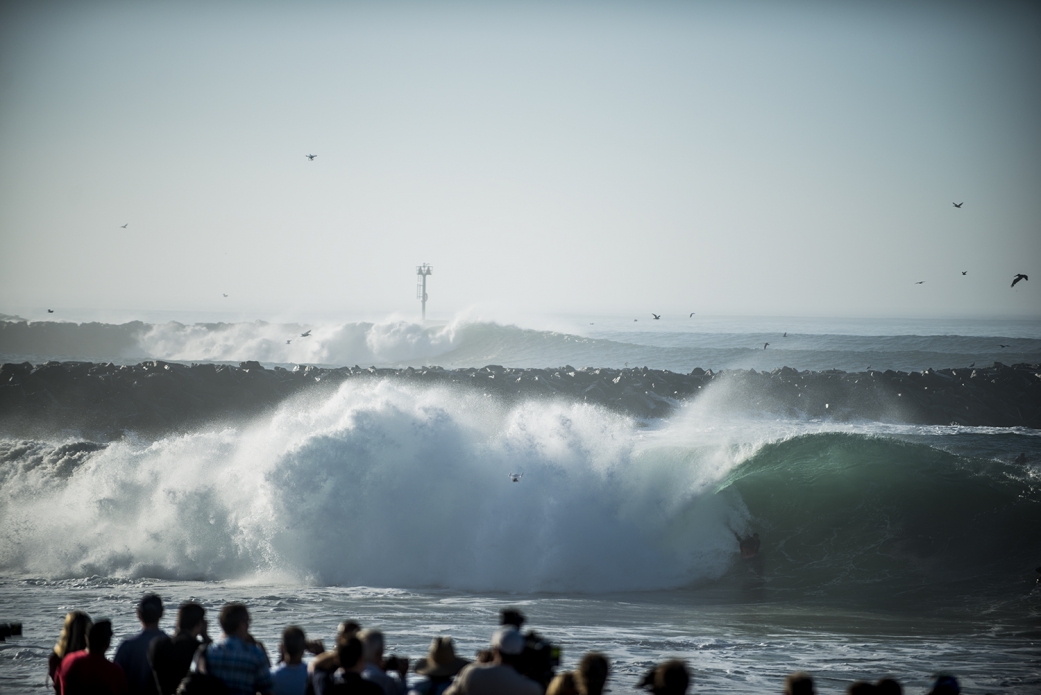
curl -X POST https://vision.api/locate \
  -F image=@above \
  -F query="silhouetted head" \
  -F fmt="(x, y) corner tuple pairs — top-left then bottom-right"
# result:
(639, 659), (689, 694)
(876, 678), (902, 695)
(176, 602), (205, 634)
(282, 626), (306, 660)
(337, 636), (364, 672)
(337, 620), (360, 639)
(218, 603), (250, 637)
(577, 652), (609, 695)
(927, 675), (960, 695)
(785, 672), (816, 695)
(87, 620), (113, 654)
(55, 611), (92, 658)
(500, 609), (526, 629)
(138, 593), (163, 626)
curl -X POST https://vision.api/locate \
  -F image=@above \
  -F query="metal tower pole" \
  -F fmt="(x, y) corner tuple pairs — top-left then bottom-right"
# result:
(416, 264), (433, 320)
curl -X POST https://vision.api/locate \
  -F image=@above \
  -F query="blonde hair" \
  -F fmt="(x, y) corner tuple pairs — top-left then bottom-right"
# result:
(54, 611), (92, 658)
(547, 671), (579, 695)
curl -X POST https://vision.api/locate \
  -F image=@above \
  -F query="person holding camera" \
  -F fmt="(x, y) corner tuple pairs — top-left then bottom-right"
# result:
(442, 628), (540, 695)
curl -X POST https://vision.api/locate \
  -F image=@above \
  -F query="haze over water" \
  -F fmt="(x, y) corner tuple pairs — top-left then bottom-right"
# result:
(2, 2), (1040, 694)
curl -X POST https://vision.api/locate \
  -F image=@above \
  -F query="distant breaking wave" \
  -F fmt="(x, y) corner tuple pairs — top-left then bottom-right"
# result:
(2, 317), (1039, 372)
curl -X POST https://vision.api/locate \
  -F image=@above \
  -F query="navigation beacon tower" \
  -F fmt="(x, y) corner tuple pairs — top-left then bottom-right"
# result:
(416, 263), (433, 320)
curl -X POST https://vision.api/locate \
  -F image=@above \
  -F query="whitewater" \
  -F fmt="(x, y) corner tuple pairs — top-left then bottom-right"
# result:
(1, 313), (1040, 693)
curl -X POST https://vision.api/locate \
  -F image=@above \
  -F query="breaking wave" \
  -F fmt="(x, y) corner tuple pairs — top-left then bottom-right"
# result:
(1, 379), (1037, 597)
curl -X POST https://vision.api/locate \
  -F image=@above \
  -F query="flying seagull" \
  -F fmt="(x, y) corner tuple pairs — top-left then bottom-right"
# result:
(1011, 273), (1028, 288)
(953, 202), (963, 208)
(689, 312), (695, 317)
(652, 314), (661, 320)
(300, 330), (312, 337)
(763, 342), (770, 350)
(999, 344), (1010, 348)
(915, 281), (925, 285)
(509, 473), (523, 483)
(223, 293), (228, 297)
(286, 340), (292, 344)
(962, 271), (967, 275)
(306, 154), (317, 161)
(783, 332), (787, 337)
(47, 309), (54, 313)
(121, 223), (128, 228)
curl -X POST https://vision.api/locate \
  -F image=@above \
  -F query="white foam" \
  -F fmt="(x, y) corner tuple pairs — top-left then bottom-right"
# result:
(0, 382), (750, 592)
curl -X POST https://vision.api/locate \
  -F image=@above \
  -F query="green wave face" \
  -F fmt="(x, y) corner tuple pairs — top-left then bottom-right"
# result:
(717, 432), (1041, 603)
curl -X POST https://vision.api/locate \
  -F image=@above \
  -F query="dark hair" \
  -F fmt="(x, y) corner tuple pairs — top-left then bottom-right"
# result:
(177, 603), (205, 633)
(785, 672), (816, 695)
(500, 609), (526, 628)
(577, 652), (609, 695)
(87, 620), (113, 652)
(338, 620), (360, 638)
(654, 660), (689, 694)
(218, 603), (250, 635)
(138, 594), (164, 624)
(848, 683), (877, 695)
(337, 636), (364, 670)
(282, 626), (306, 658)
(876, 679), (902, 695)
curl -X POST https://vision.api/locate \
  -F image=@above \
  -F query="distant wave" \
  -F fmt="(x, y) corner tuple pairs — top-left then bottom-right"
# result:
(2, 317), (1039, 372)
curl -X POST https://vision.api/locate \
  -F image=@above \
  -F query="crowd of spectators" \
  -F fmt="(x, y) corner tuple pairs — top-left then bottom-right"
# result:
(47, 594), (966, 695)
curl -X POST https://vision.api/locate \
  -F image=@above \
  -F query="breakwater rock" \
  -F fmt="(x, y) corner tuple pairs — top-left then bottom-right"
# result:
(1, 361), (1039, 439)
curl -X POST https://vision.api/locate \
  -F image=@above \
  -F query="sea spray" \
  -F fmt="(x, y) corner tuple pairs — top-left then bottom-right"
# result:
(0, 380), (745, 590)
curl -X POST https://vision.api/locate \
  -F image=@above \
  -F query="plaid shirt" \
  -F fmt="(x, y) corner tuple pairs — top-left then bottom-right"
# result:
(205, 636), (273, 695)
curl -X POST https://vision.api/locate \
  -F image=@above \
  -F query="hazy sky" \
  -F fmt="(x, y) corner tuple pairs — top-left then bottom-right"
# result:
(1, 0), (1038, 322)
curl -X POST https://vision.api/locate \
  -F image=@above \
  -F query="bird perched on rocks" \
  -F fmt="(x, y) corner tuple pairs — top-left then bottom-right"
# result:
(1011, 273), (1028, 288)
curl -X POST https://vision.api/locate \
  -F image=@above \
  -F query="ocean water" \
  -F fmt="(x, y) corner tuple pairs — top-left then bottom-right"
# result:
(1, 314), (1040, 693)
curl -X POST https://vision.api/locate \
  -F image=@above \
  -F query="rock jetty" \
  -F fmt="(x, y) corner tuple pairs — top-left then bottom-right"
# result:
(1, 360), (1039, 439)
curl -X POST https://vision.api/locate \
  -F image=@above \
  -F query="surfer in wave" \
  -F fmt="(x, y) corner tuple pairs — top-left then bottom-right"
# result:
(732, 531), (761, 559)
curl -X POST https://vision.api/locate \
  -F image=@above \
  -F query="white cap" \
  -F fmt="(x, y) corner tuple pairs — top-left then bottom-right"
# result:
(491, 627), (525, 655)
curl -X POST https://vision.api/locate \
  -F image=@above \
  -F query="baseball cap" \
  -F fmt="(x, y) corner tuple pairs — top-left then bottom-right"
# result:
(491, 627), (525, 656)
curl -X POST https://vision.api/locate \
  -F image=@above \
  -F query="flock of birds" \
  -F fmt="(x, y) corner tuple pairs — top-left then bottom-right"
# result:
(910, 203), (1028, 288)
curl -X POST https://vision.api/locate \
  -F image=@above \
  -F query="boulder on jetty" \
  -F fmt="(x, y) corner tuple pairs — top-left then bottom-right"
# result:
(1, 361), (1039, 440)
